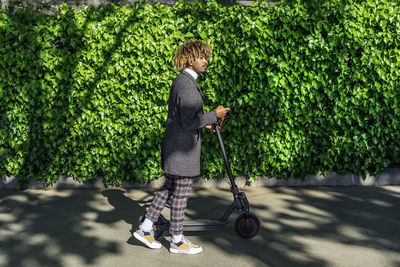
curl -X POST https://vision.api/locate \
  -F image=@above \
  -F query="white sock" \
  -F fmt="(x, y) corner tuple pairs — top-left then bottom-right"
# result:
(140, 218), (153, 232)
(172, 234), (183, 243)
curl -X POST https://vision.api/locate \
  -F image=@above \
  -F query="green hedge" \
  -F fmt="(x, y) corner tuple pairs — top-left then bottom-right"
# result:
(1, 0), (399, 186)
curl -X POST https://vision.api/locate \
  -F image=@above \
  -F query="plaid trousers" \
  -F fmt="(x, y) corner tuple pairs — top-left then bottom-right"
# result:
(145, 175), (193, 235)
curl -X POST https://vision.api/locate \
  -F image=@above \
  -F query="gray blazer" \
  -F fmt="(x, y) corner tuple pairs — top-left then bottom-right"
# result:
(161, 71), (217, 177)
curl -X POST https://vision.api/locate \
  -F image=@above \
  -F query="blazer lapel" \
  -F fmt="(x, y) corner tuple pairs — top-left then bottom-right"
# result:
(181, 71), (204, 100)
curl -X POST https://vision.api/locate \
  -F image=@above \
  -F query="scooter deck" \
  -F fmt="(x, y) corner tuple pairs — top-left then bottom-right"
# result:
(183, 219), (228, 231)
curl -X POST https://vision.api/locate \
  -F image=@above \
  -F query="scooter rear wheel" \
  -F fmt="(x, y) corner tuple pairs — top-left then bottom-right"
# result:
(235, 213), (260, 239)
(153, 214), (170, 240)
(134, 215), (167, 240)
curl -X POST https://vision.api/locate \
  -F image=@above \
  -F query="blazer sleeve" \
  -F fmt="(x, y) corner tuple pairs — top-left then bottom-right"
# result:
(177, 84), (217, 132)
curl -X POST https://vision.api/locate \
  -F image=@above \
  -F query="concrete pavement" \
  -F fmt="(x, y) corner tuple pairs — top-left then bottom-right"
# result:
(1, 185), (400, 267)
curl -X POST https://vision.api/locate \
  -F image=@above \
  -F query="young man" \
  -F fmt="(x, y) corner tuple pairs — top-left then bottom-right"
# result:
(134, 40), (230, 254)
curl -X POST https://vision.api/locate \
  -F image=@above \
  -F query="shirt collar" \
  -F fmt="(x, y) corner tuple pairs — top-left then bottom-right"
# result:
(183, 68), (198, 80)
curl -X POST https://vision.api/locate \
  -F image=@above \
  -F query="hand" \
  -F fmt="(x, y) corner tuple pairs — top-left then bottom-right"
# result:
(205, 125), (215, 132)
(205, 124), (220, 132)
(215, 105), (230, 119)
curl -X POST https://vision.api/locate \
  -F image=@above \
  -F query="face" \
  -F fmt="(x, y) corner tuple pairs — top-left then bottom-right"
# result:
(188, 55), (208, 74)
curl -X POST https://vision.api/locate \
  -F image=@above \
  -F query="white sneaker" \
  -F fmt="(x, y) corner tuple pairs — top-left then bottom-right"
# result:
(169, 235), (203, 255)
(133, 228), (162, 249)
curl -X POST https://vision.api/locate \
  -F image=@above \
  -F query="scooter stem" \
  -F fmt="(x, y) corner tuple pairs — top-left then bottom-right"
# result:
(214, 123), (240, 196)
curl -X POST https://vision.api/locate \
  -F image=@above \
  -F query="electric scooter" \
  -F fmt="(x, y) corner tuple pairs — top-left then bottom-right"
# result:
(132, 106), (260, 239)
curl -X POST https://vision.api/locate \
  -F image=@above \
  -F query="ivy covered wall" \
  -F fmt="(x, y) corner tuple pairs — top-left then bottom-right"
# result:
(1, 0), (399, 186)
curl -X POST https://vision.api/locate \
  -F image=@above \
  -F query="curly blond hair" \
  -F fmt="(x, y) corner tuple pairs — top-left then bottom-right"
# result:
(173, 40), (212, 71)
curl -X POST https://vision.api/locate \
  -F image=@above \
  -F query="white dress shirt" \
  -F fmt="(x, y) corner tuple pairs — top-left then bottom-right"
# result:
(183, 67), (198, 80)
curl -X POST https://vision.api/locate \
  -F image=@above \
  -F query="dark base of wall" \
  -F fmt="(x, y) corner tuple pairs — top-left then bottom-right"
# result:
(2, 167), (400, 189)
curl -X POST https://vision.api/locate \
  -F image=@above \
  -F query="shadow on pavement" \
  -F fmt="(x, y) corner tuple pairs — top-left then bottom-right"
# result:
(99, 189), (169, 248)
(100, 189), (149, 229)
(103, 185), (400, 266)
(180, 186), (400, 266)
(0, 190), (120, 267)
(0, 186), (399, 266)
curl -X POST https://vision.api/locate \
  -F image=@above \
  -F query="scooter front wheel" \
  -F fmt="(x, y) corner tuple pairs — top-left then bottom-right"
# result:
(235, 213), (260, 239)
